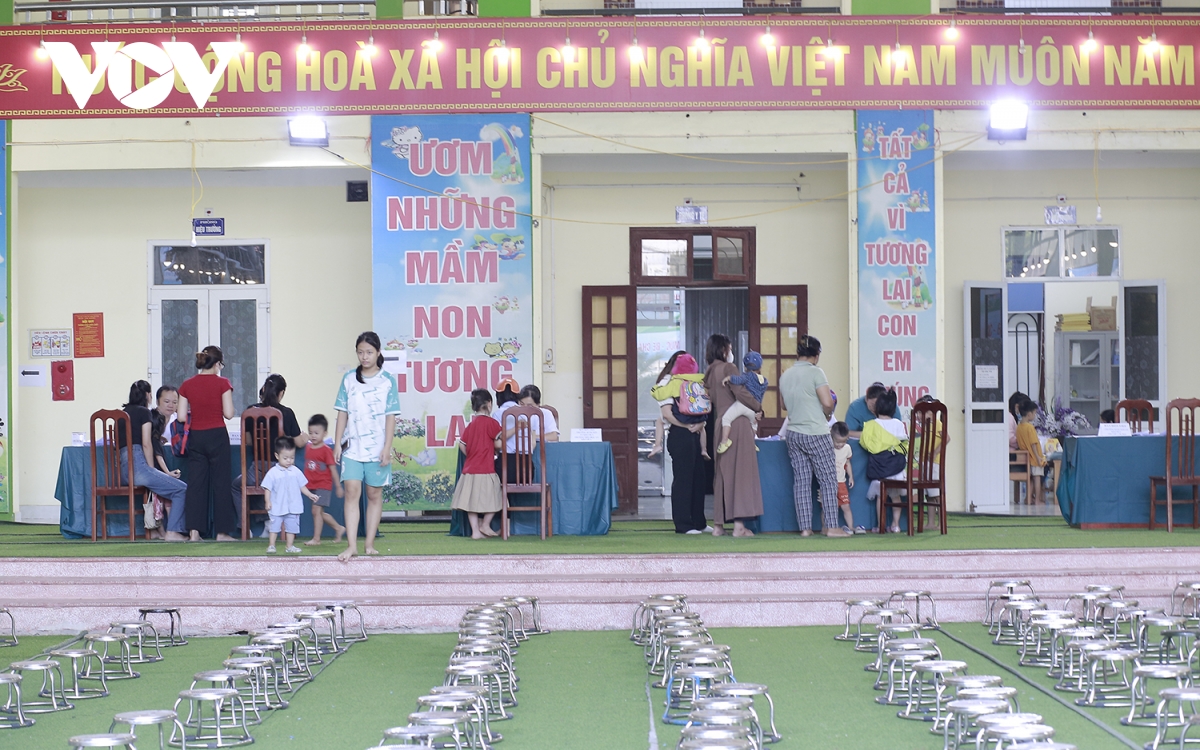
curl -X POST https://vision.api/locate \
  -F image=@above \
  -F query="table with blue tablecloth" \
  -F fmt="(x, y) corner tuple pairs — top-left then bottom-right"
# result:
(1057, 435), (1200, 528)
(750, 438), (875, 533)
(55, 445), (359, 539)
(449, 442), (619, 537)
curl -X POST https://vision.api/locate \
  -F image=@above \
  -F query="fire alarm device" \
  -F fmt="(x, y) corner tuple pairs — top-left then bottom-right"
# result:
(51, 360), (74, 401)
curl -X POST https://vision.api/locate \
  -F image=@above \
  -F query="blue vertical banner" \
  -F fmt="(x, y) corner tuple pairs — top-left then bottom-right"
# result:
(856, 110), (936, 407)
(371, 114), (533, 510)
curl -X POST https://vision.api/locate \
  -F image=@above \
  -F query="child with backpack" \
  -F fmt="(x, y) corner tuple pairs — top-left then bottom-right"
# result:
(651, 352), (712, 534)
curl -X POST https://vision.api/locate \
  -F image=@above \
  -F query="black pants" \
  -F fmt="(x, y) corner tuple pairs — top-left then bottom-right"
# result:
(667, 425), (707, 533)
(185, 427), (234, 537)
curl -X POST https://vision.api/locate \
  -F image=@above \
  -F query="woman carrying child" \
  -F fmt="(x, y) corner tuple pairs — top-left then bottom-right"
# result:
(651, 352), (711, 534)
(861, 388), (909, 533)
(453, 389), (505, 539)
(334, 332), (400, 562)
(704, 334), (762, 538)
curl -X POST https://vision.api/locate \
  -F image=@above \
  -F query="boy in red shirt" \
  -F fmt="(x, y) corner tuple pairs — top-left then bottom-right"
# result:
(304, 414), (346, 546)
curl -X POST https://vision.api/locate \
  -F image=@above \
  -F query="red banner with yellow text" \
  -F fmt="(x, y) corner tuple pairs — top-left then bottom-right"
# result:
(0, 17), (1197, 117)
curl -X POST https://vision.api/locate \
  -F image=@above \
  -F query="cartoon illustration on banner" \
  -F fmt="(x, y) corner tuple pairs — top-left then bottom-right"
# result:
(857, 110), (936, 409)
(372, 114), (533, 511)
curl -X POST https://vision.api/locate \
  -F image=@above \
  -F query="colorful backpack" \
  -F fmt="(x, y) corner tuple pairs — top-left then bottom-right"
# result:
(673, 379), (712, 424)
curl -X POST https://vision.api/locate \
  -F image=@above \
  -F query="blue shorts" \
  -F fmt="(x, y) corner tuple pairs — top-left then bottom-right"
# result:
(268, 513), (300, 534)
(340, 458), (392, 488)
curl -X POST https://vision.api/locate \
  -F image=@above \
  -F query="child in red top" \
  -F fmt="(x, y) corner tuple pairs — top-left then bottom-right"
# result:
(303, 414), (346, 546)
(452, 389), (504, 540)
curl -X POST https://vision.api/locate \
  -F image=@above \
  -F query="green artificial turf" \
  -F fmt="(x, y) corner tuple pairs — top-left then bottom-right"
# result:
(2, 626), (1158, 749)
(3, 514), (1200, 558)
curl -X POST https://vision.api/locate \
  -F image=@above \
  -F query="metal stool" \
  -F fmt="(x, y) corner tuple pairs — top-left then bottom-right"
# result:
(877, 648), (937, 706)
(977, 723), (1055, 748)
(1139, 613), (1189, 663)
(504, 595), (548, 636)
(1055, 636), (1112, 693)
(1124, 663), (1192, 727)
(1097, 598), (1141, 643)
(868, 623), (926, 672)
(0, 672), (33, 728)
(943, 698), (1010, 750)
(689, 699), (762, 749)
(316, 601), (368, 643)
(710, 683), (781, 743)
(872, 639), (941, 685)
(1087, 583), (1125, 599)
(664, 666), (733, 724)
(407, 710), (472, 750)
(957, 686), (1019, 712)
(82, 633), (139, 681)
(428, 686), (499, 744)
(415, 693), (486, 749)
(67, 734), (137, 749)
(683, 709), (759, 750)
(49, 648), (108, 700)
(855, 607), (911, 653)
(1149, 686), (1200, 750)
(0, 608), (15, 647)
(973, 713), (1043, 749)
(173, 687), (252, 748)
(1020, 615), (1077, 670)
(295, 611), (342, 654)
(263, 623), (323, 666)
(231, 643), (294, 695)
(837, 598), (884, 641)
(889, 590), (939, 627)
(445, 662), (512, 722)
(677, 725), (753, 750)
(110, 709), (186, 750)
(138, 608), (186, 647)
(985, 580), (1035, 628)
(994, 600), (1046, 647)
(191, 669), (260, 726)
(108, 621), (164, 664)
(633, 600), (687, 645)
(1172, 583), (1200, 617)
(8, 659), (72, 713)
(380, 724), (458, 749)
(1076, 648), (1140, 707)
(250, 634), (312, 684)
(223, 657), (288, 710)
(1003, 745), (1075, 750)
(902, 660), (968, 725)
(678, 740), (754, 750)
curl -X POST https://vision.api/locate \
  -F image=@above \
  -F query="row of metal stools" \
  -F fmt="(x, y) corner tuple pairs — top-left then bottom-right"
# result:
(376, 595), (546, 750)
(49, 601), (365, 749)
(0, 607), (182, 735)
(990, 578), (1200, 750)
(841, 588), (1075, 750)
(631, 593), (781, 750)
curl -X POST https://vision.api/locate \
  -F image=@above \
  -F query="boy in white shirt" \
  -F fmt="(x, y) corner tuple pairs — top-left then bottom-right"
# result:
(831, 422), (863, 533)
(262, 437), (321, 554)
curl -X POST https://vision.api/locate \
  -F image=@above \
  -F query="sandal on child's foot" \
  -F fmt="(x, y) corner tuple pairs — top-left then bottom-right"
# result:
(266, 545), (276, 554)
(716, 439), (733, 454)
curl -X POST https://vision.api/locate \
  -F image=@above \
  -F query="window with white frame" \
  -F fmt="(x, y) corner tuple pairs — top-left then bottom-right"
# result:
(1004, 227), (1120, 279)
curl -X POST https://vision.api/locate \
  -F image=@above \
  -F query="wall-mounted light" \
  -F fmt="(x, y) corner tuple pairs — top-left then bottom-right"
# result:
(945, 19), (959, 41)
(423, 30), (443, 52)
(988, 100), (1029, 141)
(1082, 29), (1097, 53)
(288, 115), (329, 147)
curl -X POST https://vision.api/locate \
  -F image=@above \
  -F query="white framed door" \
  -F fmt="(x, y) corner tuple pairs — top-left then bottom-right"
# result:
(963, 282), (1010, 513)
(147, 240), (270, 417)
(1118, 280), (1168, 416)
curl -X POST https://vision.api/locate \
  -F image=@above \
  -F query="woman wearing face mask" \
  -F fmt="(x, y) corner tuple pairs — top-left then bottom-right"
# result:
(703, 333), (763, 537)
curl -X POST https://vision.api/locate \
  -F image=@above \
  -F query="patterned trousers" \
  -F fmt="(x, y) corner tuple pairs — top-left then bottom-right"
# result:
(784, 430), (840, 532)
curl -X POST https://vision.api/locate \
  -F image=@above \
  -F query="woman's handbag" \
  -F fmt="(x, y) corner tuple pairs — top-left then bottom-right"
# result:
(169, 418), (190, 457)
(866, 449), (907, 481)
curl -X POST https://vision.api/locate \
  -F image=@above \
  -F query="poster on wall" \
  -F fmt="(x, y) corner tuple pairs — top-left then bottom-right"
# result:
(856, 110), (937, 409)
(371, 114), (533, 511)
(0, 122), (9, 516)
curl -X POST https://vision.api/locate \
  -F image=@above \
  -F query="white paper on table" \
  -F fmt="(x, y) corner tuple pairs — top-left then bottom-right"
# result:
(570, 428), (603, 443)
(1097, 423), (1133, 437)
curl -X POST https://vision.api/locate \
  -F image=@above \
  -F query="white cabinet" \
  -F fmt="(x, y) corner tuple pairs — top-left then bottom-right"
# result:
(1054, 331), (1119, 433)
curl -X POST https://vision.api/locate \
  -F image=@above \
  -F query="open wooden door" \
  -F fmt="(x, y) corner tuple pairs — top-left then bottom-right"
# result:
(582, 286), (638, 515)
(749, 286), (808, 437)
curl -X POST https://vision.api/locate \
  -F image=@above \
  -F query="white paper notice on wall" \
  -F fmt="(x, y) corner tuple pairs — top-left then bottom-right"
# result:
(1097, 423), (1133, 437)
(974, 365), (999, 390)
(18, 365), (46, 387)
(570, 428), (603, 443)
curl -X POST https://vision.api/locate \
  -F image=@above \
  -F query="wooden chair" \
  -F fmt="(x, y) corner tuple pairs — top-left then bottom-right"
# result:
(89, 409), (148, 541)
(1009, 450), (1031, 505)
(542, 404), (559, 426)
(499, 405), (553, 540)
(1117, 399), (1155, 433)
(239, 406), (282, 541)
(880, 400), (949, 535)
(1149, 399), (1200, 532)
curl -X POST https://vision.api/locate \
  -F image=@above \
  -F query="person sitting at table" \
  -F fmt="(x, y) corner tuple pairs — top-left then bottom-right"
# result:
(231, 373), (307, 535)
(1015, 398), (1047, 505)
(493, 377), (523, 480)
(1007, 391), (1030, 451)
(152, 385), (179, 476)
(517, 385), (559, 442)
(119, 380), (189, 542)
(845, 382), (886, 438)
(1100, 409), (1116, 424)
